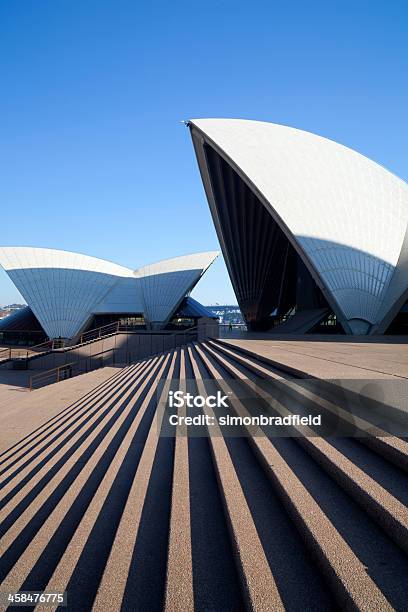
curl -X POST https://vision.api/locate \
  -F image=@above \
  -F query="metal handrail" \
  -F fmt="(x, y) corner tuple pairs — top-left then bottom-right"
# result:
(29, 361), (78, 391)
(28, 339), (53, 352)
(0, 347), (11, 361)
(0, 341), (64, 363)
(27, 326), (198, 391)
(78, 322), (196, 345)
(79, 321), (120, 344)
(25, 338), (66, 357)
(0, 346), (33, 360)
(27, 325), (203, 391)
(29, 348), (116, 391)
(1, 324), (200, 369)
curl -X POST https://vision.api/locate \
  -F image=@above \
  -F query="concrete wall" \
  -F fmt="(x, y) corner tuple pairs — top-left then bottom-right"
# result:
(198, 317), (220, 340)
(27, 330), (198, 371)
(1, 319), (218, 375)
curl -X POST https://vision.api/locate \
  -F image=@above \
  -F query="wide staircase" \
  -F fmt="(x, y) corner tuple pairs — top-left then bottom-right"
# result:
(0, 340), (407, 610)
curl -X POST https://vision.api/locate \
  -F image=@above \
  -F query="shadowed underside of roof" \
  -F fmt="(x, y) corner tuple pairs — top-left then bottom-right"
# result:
(0, 306), (43, 331)
(189, 118), (408, 334)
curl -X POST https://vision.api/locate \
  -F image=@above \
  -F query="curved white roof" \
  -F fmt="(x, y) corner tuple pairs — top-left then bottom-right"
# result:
(134, 251), (219, 277)
(0, 247), (134, 277)
(190, 118), (408, 332)
(0, 247), (219, 338)
(135, 251), (218, 324)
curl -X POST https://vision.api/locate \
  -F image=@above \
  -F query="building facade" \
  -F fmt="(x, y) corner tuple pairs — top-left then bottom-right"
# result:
(0, 247), (218, 340)
(189, 118), (408, 334)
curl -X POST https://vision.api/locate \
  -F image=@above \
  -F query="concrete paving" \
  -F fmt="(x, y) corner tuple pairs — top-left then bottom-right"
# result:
(0, 342), (407, 610)
(0, 366), (122, 452)
(220, 334), (408, 379)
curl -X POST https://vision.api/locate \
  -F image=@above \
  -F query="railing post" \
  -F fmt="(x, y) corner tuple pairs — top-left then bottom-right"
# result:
(57, 367), (60, 383)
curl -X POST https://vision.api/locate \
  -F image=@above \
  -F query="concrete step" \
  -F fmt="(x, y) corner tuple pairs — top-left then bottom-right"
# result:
(0, 364), (144, 476)
(38, 352), (175, 612)
(92, 350), (178, 612)
(188, 345), (284, 611)
(0, 366), (128, 451)
(0, 341), (406, 610)
(0, 362), (150, 504)
(164, 348), (194, 611)
(193, 342), (394, 610)
(200, 341), (408, 554)
(0, 360), (161, 564)
(207, 339), (408, 472)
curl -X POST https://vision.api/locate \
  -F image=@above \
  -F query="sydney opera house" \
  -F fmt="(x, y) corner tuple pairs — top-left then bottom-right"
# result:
(189, 118), (408, 335)
(0, 247), (218, 342)
(2, 119), (408, 342)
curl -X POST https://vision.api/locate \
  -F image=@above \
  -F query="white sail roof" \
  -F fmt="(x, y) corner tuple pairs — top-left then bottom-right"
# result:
(0, 247), (219, 338)
(190, 118), (408, 333)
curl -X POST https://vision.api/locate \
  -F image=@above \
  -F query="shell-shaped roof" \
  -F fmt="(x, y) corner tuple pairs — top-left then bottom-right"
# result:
(0, 247), (134, 277)
(0, 247), (219, 338)
(190, 118), (408, 329)
(134, 251), (219, 277)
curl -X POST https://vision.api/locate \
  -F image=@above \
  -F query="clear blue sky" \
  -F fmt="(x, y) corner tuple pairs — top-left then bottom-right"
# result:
(0, 0), (407, 305)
